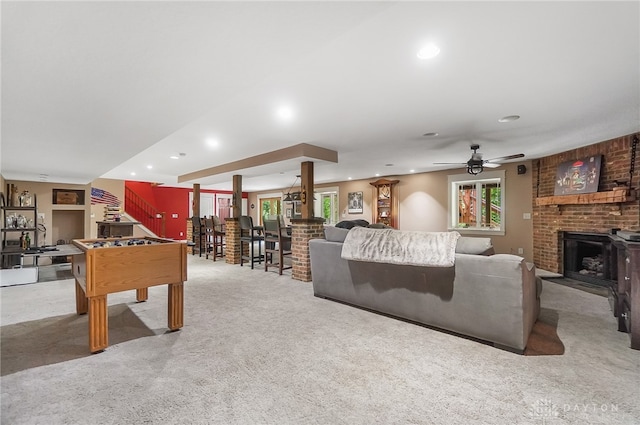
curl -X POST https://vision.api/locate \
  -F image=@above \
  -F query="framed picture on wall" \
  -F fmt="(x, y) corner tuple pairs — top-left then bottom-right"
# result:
(53, 189), (85, 205)
(348, 191), (363, 214)
(553, 155), (602, 195)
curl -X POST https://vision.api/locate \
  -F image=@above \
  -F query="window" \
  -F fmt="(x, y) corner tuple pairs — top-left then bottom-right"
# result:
(448, 170), (505, 235)
(314, 188), (339, 225)
(259, 197), (282, 225)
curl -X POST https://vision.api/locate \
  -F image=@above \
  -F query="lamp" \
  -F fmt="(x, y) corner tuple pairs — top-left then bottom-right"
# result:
(283, 175), (301, 203)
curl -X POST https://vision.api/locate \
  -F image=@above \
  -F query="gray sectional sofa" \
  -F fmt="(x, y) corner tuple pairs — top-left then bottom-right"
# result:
(309, 226), (541, 353)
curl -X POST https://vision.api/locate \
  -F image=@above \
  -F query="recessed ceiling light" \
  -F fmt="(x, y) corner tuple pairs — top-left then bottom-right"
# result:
(130, 172), (136, 176)
(498, 115), (520, 123)
(276, 106), (294, 121)
(348, 177), (352, 180)
(417, 43), (440, 60)
(206, 138), (219, 148)
(410, 169), (415, 173)
(423, 132), (439, 137)
(170, 155), (179, 159)
(147, 165), (153, 169)
(375, 173), (380, 177)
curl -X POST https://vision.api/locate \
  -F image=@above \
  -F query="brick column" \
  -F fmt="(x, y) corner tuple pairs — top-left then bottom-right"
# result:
(225, 218), (242, 264)
(291, 218), (325, 282)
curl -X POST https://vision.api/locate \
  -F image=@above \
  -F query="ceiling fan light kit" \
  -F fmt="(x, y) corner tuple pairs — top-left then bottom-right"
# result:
(467, 160), (484, 175)
(434, 143), (525, 175)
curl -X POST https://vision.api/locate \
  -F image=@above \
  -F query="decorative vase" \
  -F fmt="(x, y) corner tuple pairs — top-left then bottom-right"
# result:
(10, 185), (19, 207)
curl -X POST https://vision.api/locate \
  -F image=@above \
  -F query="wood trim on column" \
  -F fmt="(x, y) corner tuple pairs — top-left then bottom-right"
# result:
(193, 184), (201, 217)
(300, 161), (314, 219)
(232, 175), (242, 218)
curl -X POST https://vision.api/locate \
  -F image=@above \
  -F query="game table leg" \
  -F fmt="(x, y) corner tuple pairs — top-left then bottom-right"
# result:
(167, 282), (184, 330)
(75, 281), (88, 315)
(136, 287), (148, 302)
(88, 295), (108, 353)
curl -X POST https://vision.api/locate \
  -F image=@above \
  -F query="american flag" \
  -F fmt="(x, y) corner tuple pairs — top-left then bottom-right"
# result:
(91, 187), (120, 205)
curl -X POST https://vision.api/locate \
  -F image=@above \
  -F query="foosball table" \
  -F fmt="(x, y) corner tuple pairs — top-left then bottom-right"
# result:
(72, 237), (187, 353)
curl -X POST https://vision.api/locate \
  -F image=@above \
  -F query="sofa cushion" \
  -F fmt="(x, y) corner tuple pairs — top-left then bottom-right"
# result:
(455, 236), (494, 255)
(324, 226), (350, 242)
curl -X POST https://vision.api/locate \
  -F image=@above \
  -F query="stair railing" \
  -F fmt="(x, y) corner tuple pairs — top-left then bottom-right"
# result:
(124, 187), (166, 238)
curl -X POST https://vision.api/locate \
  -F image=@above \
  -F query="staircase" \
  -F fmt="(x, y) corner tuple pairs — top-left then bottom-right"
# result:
(124, 186), (166, 237)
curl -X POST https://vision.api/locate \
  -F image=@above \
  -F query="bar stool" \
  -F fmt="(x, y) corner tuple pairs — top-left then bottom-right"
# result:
(239, 216), (264, 269)
(191, 216), (206, 256)
(264, 216), (292, 275)
(212, 215), (226, 261)
(204, 217), (215, 259)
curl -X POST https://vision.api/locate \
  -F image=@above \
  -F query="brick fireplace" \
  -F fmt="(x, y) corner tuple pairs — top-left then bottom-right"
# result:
(532, 133), (639, 276)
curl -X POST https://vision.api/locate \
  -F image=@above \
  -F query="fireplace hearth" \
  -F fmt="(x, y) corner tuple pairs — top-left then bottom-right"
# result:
(562, 231), (614, 287)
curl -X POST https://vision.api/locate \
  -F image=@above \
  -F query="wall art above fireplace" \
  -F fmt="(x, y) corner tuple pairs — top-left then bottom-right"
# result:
(554, 155), (602, 196)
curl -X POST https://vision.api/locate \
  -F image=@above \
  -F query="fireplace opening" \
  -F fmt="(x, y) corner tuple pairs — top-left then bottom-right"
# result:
(562, 232), (613, 287)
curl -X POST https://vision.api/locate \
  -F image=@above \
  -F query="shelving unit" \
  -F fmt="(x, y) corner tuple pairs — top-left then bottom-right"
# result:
(1, 192), (39, 269)
(103, 204), (121, 221)
(370, 178), (399, 228)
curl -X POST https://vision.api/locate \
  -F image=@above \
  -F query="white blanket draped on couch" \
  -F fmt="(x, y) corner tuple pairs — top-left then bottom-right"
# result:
(341, 227), (460, 267)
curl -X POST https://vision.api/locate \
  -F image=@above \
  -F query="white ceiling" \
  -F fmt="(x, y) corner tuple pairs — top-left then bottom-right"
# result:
(2, 1), (639, 192)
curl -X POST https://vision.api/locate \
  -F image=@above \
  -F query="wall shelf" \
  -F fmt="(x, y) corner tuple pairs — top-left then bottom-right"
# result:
(535, 188), (637, 206)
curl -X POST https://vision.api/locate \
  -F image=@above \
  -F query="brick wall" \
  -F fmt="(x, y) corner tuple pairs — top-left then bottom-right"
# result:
(533, 133), (639, 273)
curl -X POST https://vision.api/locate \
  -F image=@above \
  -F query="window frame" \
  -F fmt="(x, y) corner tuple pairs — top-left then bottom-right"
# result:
(314, 187), (339, 225)
(447, 170), (506, 236)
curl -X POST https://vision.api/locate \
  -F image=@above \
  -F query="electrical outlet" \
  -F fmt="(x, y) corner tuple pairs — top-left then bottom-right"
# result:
(38, 213), (45, 221)
(517, 247), (524, 255)
(522, 212), (531, 220)
(179, 232), (184, 237)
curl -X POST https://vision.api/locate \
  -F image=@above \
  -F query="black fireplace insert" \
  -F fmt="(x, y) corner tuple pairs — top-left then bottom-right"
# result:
(562, 231), (614, 287)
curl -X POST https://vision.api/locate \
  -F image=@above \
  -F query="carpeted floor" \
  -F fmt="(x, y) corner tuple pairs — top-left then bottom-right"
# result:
(1, 255), (639, 424)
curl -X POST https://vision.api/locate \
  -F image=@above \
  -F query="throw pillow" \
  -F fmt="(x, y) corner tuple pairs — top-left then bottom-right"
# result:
(335, 219), (369, 229)
(455, 237), (494, 255)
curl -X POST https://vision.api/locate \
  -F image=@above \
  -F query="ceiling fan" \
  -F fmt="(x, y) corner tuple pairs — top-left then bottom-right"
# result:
(434, 144), (524, 175)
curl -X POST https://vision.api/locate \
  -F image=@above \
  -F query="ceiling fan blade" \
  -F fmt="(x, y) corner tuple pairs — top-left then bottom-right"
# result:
(433, 162), (466, 165)
(483, 163), (501, 168)
(485, 153), (524, 162)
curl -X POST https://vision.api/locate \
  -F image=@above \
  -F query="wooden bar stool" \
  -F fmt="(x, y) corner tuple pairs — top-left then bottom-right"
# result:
(212, 215), (226, 261)
(264, 216), (292, 275)
(239, 216), (264, 269)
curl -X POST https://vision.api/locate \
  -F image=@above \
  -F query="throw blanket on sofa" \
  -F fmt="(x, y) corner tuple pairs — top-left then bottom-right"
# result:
(341, 227), (461, 267)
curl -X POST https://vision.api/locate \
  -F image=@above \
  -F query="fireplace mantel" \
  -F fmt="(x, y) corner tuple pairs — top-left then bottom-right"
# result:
(535, 188), (636, 206)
